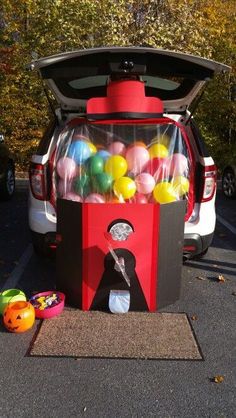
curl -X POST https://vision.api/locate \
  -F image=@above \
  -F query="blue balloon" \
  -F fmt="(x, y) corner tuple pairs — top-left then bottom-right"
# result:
(97, 149), (111, 161)
(67, 141), (91, 164)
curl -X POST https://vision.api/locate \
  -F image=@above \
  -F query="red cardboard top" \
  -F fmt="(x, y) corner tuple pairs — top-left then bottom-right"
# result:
(86, 80), (163, 119)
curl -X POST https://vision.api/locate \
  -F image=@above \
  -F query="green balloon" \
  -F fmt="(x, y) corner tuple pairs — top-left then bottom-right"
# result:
(73, 174), (91, 197)
(93, 172), (113, 193)
(85, 155), (104, 176)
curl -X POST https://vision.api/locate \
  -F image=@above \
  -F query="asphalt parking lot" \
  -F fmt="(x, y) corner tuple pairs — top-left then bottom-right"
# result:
(0, 180), (235, 418)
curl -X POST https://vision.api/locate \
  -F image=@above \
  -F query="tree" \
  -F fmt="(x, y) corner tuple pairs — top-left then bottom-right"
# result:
(0, 0), (235, 170)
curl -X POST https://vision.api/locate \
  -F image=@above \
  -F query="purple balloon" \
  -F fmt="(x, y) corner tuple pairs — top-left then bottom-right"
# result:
(56, 157), (78, 180)
(63, 192), (83, 202)
(85, 193), (105, 203)
(57, 179), (73, 197)
(135, 173), (155, 194)
(168, 153), (188, 177)
(108, 141), (126, 156)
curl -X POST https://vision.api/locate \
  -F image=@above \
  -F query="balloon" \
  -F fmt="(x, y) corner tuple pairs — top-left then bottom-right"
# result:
(109, 197), (124, 204)
(129, 193), (148, 204)
(85, 193), (105, 203)
(73, 174), (91, 197)
(108, 141), (126, 156)
(67, 140), (91, 164)
(127, 141), (146, 149)
(172, 175), (189, 197)
(151, 134), (170, 148)
(97, 149), (111, 160)
(57, 179), (73, 197)
(72, 133), (90, 142)
(168, 153), (188, 177)
(126, 146), (150, 175)
(63, 192), (83, 202)
(105, 155), (127, 180)
(87, 142), (97, 154)
(153, 182), (177, 204)
(92, 172), (113, 193)
(135, 173), (155, 194)
(85, 155), (104, 176)
(113, 177), (136, 200)
(56, 157), (78, 180)
(148, 143), (168, 159)
(145, 157), (170, 182)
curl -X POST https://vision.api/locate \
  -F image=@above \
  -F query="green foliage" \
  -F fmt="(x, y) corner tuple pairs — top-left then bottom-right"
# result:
(0, 0), (235, 170)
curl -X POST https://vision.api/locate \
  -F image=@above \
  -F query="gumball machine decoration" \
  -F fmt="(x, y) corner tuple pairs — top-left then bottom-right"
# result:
(56, 78), (189, 312)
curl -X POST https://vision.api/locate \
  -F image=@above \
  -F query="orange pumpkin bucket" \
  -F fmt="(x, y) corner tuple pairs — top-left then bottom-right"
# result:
(3, 301), (35, 333)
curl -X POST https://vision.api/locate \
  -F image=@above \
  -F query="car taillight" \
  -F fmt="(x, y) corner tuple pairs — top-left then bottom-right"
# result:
(29, 162), (47, 200)
(201, 164), (217, 202)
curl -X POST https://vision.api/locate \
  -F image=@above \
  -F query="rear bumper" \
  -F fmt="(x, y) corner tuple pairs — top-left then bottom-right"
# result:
(31, 230), (214, 259)
(183, 232), (214, 257)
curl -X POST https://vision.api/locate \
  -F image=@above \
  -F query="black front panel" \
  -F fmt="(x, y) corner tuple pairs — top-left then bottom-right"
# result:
(157, 200), (186, 309)
(56, 199), (83, 307)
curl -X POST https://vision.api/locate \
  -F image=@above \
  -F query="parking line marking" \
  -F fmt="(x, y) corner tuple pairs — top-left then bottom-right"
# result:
(0, 244), (33, 291)
(216, 214), (236, 235)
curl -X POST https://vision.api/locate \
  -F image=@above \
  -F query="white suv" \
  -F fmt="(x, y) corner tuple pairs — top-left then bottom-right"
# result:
(28, 47), (230, 257)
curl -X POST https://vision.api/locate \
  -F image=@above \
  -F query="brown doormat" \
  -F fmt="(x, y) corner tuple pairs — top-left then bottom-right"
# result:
(29, 309), (202, 360)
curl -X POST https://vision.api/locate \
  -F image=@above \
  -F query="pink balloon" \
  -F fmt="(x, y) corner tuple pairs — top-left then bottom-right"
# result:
(85, 193), (105, 203)
(57, 179), (73, 197)
(108, 141), (126, 156)
(168, 153), (188, 177)
(126, 146), (150, 175)
(145, 157), (170, 182)
(135, 173), (155, 194)
(63, 192), (83, 202)
(129, 193), (148, 204)
(56, 157), (78, 180)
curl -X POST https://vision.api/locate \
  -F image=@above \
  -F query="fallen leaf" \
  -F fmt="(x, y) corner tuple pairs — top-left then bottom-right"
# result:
(212, 375), (224, 383)
(191, 315), (198, 321)
(218, 274), (226, 283)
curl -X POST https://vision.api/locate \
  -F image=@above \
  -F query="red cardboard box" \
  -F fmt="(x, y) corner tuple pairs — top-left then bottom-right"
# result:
(56, 199), (185, 311)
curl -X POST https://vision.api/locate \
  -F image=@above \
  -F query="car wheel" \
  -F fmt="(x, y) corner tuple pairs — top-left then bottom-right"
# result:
(193, 247), (209, 260)
(0, 163), (15, 200)
(31, 231), (55, 258)
(222, 167), (236, 198)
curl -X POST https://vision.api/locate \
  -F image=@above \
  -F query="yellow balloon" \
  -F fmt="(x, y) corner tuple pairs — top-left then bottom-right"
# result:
(172, 176), (189, 197)
(113, 177), (136, 200)
(87, 142), (97, 154)
(153, 182), (177, 204)
(151, 134), (170, 148)
(105, 155), (127, 180)
(148, 143), (168, 159)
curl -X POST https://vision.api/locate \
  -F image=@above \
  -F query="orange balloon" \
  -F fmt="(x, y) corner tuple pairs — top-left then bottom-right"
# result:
(127, 141), (146, 149)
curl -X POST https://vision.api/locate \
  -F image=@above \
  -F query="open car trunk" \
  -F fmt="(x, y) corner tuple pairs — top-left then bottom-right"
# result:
(30, 46), (230, 114)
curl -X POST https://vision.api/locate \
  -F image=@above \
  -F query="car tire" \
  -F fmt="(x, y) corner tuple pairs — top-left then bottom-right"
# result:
(193, 247), (209, 260)
(31, 231), (55, 258)
(0, 163), (15, 201)
(222, 167), (236, 198)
